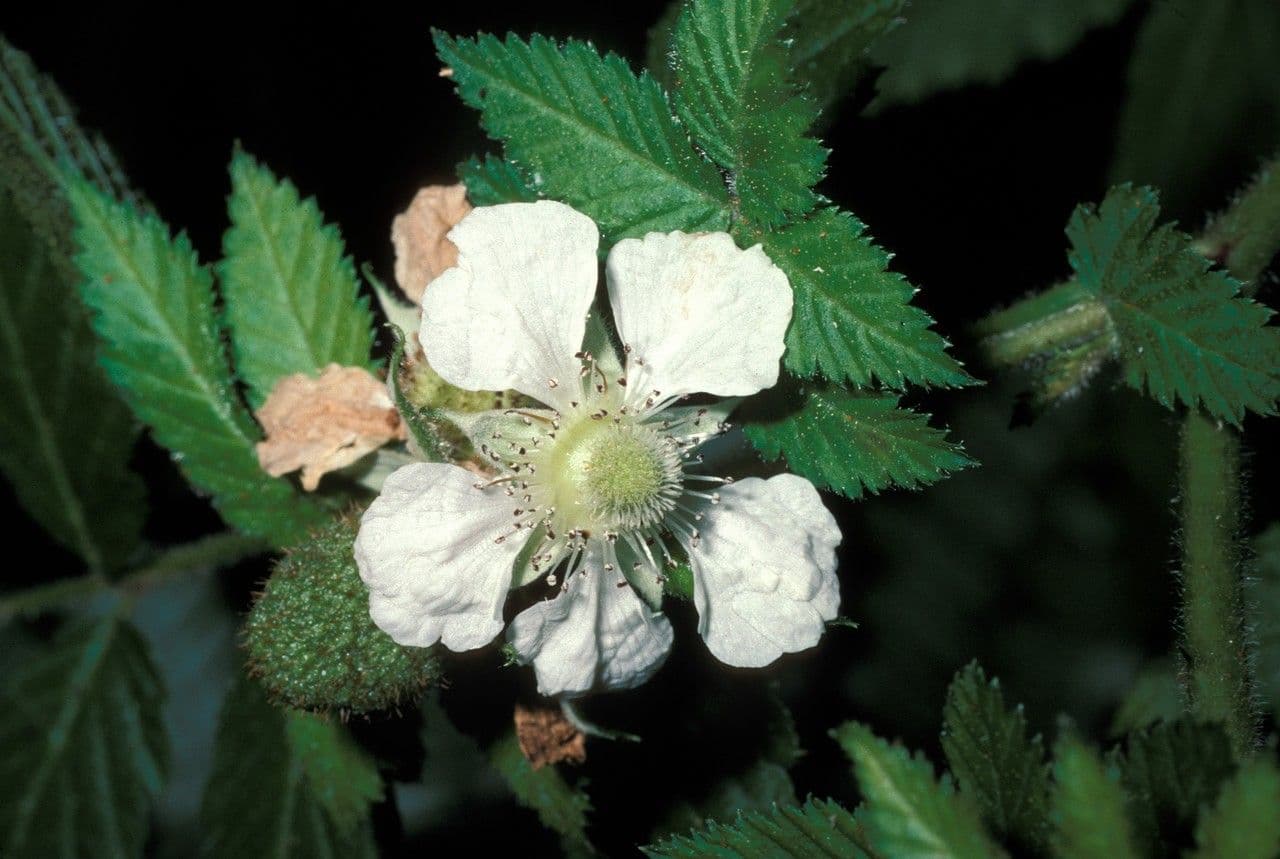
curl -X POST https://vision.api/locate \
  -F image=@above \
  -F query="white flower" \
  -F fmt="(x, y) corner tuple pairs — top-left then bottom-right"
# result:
(355, 200), (842, 697)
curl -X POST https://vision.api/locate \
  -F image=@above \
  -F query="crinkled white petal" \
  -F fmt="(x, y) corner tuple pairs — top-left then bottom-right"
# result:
(689, 474), (841, 667)
(355, 463), (525, 651)
(508, 540), (674, 697)
(606, 231), (792, 401)
(419, 201), (598, 411)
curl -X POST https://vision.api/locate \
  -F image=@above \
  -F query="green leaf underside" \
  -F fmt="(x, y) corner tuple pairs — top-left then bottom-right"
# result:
(744, 381), (973, 500)
(869, 0), (1133, 108)
(0, 35), (137, 278)
(68, 180), (326, 546)
(1115, 720), (1236, 855)
(757, 207), (971, 389)
(490, 731), (593, 857)
(219, 151), (374, 408)
(458, 153), (541, 205)
(941, 663), (1050, 853)
(1066, 184), (1280, 424)
(787, 0), (906, 116)
(434, 31), (731, 244)
(672, 0), (826, 225)
(1050, 736), (1139, 859)
(199, 677), (377, 859)
(0, 190), (144, 571)
(833, 721), (1002, 859)
(644, 798), (873, 859)
(1110, 0), (1280, 218)
(1190, 758), (1280, 859)
(0, 616), (167, 858)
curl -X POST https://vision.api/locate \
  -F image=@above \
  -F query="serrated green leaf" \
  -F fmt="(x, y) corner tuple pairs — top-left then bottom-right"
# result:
(748, 207), (971, 389)
(1109, 660), (1183, 737)
(458, 153), (541, 205)
(833, 721), (1003, 859)
(0, 189), (144, 572)
(68, 180), (326, 545)
(1190, 757), (1280, 859)
(491, 730), (593, 857)
(284, 712), (383, 835)
(743, 380), (973, 500)
(1065, 184), (1280, 424)
(0, 34), (138, 277)
(0, 615), (168, 858)
(199, 677), (377, 859)
(868, 0), (1132, 108)
(1253, 524), (1280, 720)
(940, 662), (1050, 854)
(644, 797), (874, 859)
(1110, 0), (1280, 219)
(1049, 736), (1139, 859)
(1114, 720), (1236, 855)
(219, 151), (373, 407)
(787, 0), (905, 117)
(435, 31), (730, 244)
(672, 0), (826, 225)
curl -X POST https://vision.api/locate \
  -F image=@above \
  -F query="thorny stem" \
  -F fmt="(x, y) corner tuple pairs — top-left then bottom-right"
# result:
(0, 531), (268, 622)
(1177, 153), (1280, 755)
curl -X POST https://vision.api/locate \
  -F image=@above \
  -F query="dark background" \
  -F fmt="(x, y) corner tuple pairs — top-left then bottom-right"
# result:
(4, 2), (1278, 855)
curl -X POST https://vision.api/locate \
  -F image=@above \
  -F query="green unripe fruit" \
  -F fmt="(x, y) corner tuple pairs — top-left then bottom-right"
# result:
(245, 513), (441, 715)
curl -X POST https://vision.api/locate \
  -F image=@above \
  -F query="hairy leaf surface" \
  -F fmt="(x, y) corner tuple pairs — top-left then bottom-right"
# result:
(644, 798), (873, 859)
(435, 31), (731, 244)
(1111, 0), (1280, 218)
(1066, 185), (1280, 424)
(68, 181), (325, 545)
(869, 0), (1133, 108)
(672, 0), (826, 224)
(751, 207), (970, 389)
(0, 191), (144, 571)
(743, 381), (972, 500)
(1050, 736), (1139, 859)
(833, 721), (1002, 858)
(0, 616), (168, 858)
(219, 151), (374, 407)
(941, 662), (1050, 853)
(199, 677), (377, 858)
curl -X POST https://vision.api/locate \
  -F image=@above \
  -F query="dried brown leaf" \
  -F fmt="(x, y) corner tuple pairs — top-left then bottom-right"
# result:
(391, 184), (472, 304)
(515, 702), (587, 769)
(255, 364), (407, 491)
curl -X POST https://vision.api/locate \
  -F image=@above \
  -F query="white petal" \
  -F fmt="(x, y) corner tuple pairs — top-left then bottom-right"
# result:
(508, 540), (674, 697)
(419, 201), (598, 411)
(689, 474), (841, 667)
(355, 463), (525, 651)
(606, 231), (792, 401)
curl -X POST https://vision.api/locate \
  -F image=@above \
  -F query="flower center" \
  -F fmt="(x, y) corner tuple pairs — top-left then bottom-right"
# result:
(570, 423), (681, 531)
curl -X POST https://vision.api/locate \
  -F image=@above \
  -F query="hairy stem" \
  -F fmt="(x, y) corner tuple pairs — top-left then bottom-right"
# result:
(0, 531), (268, 622)
(1177, 152), (1280, 755)
(1178, 411), (1254, 751)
